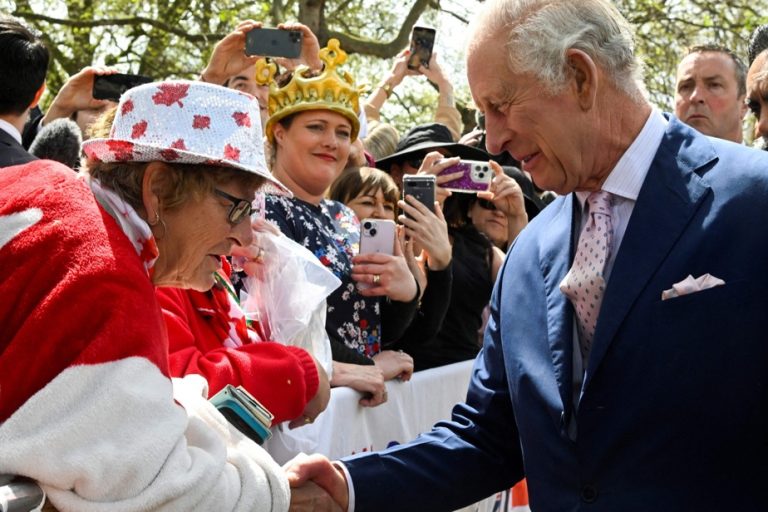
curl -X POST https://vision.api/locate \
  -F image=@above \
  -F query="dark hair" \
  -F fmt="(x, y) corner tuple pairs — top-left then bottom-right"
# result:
(748, 25), (768, 67)
(0, 16), (49, 115)
(685, 44), (746, 97)
(328, 166), (399, 210)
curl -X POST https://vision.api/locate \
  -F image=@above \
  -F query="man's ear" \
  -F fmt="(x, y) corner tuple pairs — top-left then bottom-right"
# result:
(141, 162), (166, 222)
(29, 82), (46, 109)
(566, 49), (598, 111)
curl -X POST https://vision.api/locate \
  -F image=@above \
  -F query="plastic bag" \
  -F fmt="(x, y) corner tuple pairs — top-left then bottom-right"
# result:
(238, 230), (340, 378)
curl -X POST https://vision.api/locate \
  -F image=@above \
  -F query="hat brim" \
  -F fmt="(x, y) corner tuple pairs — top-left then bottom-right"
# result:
(82, 137), (291, 197)
(375, 141), (491, 171)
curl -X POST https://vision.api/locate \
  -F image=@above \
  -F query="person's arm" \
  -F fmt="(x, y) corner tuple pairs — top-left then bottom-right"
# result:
(156, 286), (321, 424)
(200, 20), (262, 85)
(478, 161), (529, 244)
(393, 262), (453, 352)
(41, 66), (118, 127)
(419, 51), (462, 140)
(364, 50), (412, 118)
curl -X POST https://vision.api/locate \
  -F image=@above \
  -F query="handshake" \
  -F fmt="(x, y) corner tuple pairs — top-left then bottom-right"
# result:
(285, 453), (350, 512)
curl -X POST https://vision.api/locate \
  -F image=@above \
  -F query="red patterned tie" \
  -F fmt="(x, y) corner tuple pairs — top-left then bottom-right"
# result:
(560, 190), (614, 361)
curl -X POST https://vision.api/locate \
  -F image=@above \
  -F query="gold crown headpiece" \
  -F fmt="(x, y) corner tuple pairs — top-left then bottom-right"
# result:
(255, 39), (364, 143)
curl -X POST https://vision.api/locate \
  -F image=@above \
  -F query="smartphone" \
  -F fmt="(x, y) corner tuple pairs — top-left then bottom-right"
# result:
(359, 218), (396, 255)
(210, 384), (273, 444)
(245, 27), (303, 58)
(407, 26), (436, 70)
(402, 174), (436, 218)
(438, 160), (492, 193)
(92, 73), (153, 102)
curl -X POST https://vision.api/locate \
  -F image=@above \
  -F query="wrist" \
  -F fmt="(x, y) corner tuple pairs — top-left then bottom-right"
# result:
(199, 67), (226, 86)
(377, 81), (396, 98)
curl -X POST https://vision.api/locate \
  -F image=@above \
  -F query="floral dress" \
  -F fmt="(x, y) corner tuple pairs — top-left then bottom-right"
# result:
(266, 195), (381, 360)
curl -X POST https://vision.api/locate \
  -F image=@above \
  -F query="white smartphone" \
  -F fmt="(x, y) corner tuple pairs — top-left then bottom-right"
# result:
(359, 218), (396, 255)
(437, 160), (492, 193)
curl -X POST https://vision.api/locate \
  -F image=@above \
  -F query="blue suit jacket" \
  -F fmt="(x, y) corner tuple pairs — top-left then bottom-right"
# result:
(344, 117), (768, 511)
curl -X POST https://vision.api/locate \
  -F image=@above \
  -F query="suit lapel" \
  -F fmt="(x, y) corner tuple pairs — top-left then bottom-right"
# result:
(540, 194), (576, 421)
(583, 118), (714, 389)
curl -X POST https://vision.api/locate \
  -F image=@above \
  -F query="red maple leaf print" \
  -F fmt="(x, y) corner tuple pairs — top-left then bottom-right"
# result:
(223, 144), (240, 162)
(232, 111), (251, 127)
(131, 120), (148, 139)
(106, 140), (134, 161)
(159, 149), (179, 161)
(121, 99), (134, 116)
(171, 138), (186, 150)
(193, 115), (210, 129)
(152, 83), (190, 107)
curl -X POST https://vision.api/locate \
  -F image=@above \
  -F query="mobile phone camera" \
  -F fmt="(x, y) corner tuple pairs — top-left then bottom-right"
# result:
(363, 220), (377, 237)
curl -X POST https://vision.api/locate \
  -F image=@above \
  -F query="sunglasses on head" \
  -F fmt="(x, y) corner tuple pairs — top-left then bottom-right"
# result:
(476, 198), (497, 211)
(214, 188), (255, 224)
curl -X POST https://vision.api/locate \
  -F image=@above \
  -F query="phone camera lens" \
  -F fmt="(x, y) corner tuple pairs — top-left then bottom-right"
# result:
(478, 172), (485, 179)
(363, 221), (372, 229)
(369, 228), (377, 236)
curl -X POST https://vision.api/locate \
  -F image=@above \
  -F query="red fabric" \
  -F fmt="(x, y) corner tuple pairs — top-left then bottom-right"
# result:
(156, 286), (319, 423)
(0, 160), (168, 422)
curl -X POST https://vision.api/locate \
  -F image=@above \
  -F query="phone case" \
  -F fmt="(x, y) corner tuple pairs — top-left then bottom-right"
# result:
(92, 73), (153, 102)
(359, 219), (396, 255)
(402, 175), (436, 218)
(438, 160), (492, 193)
(210, 385), (273, 444)
(245, 28), (302, 58)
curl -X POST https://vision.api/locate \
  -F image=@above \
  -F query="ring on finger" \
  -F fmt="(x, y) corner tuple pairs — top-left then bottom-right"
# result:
(372, 274), (381, 285)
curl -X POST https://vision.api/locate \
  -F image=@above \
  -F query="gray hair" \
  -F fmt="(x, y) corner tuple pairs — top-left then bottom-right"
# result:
(473, 0), (646, 101)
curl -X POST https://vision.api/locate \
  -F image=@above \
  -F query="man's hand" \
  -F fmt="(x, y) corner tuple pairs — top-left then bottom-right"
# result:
(284, 453), (350, 511)
(274, 22), (322, 72)
(200, 20), (262, 85)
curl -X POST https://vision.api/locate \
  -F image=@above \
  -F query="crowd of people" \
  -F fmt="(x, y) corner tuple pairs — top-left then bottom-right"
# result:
(2, 0), (768, 510)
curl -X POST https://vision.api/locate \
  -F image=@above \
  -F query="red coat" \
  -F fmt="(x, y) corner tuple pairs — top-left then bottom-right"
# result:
(157, 284), (319, 423)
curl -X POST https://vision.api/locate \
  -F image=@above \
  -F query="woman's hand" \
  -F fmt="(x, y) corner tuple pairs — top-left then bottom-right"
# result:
(352, 236), (417, 302)
(42, 66), (119, 125)
(398, 196), (451, 271)
(330, 361), (387, 407)
(416, 151), (463, 204)
(399, 226), (427, 301)
(289, 355), (331, 429)
(372, 349), (414, 382)
(229, 217), (279, 275)
(477, 161), (528, 241)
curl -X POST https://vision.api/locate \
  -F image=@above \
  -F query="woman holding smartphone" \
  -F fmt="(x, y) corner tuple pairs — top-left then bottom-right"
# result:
(259, 40), (418, 406)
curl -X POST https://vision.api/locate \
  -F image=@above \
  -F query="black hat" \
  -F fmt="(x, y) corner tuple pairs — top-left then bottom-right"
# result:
(376, 122), (491, 171)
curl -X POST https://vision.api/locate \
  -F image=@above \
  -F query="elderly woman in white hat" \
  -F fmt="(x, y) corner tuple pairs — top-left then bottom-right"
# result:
(0, 80), (292, 511)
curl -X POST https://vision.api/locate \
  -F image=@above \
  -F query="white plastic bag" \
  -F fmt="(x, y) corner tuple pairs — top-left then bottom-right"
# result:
(238, 230), (339, 377)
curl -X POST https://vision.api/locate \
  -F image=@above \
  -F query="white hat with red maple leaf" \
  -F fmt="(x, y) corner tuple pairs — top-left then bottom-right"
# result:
(82, 79), (289, 195)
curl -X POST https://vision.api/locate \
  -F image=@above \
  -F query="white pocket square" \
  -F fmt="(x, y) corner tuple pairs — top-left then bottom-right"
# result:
(661, 273), (725, 301)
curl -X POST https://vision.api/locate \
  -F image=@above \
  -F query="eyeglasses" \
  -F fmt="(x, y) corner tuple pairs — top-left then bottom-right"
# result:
(214, 188), (254, 224)
(476, 198), (497, 211)
(403, 157), (424, 169)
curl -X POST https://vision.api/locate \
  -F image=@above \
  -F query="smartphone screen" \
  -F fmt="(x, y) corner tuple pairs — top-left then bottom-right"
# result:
(402, 174), (436, 218)
(407, 26), (436, 70)
(92, 73), (153, 102)
(245, 28), (303, 58)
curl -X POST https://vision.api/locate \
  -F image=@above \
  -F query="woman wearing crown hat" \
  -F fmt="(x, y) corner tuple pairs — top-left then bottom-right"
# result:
(0, 80), (295, 510)
(260, 40), (419, 406)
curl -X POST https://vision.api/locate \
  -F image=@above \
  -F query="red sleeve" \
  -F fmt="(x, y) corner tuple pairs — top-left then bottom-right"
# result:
(156, 287), (319, 423)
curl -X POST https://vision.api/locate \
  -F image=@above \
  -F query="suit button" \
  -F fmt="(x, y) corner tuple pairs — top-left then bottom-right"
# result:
(580, 485), (598, 503)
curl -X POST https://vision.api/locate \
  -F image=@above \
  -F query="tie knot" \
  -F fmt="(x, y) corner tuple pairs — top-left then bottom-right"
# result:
(587, 190), (613, 216)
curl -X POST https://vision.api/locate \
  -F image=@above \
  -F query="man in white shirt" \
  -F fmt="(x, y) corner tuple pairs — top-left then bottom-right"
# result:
(0, 15), (48, 167)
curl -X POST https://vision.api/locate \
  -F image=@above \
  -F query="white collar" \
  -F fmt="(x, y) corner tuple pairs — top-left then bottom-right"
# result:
(0, 119), (22, 144)
(576, 108), (667, 205)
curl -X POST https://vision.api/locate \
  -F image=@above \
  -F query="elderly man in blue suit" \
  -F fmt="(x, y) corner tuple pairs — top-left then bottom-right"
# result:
(285, 0), (768, 510)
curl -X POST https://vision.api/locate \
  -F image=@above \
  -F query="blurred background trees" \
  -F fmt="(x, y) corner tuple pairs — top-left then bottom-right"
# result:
(3, 0), (766, 135)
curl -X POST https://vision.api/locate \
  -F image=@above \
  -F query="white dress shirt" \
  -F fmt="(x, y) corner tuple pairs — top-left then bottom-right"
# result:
(0, 118), (22, 144)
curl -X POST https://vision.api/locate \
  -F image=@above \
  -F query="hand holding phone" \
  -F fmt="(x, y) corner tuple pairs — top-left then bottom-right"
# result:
(245, 27), (303, 58)
(407, 26), (436, 70)
(92, 73), (153, 102)
(437, 160), (492, 193)
(401, 174), (436, 218)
